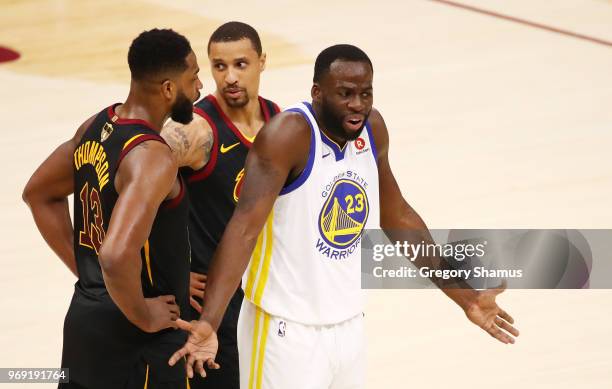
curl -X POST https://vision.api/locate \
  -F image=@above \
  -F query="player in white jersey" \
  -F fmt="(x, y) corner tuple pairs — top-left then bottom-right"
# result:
(236, 99), (379, 326)
(169, 45), (520, 388)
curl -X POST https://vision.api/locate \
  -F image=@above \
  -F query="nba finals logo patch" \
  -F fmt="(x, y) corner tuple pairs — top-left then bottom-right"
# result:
(317, 173), (369, 260)
(101, 123), (114, 142)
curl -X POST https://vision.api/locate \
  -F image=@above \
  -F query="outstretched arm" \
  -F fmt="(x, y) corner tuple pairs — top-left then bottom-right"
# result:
(161, 115), (214, 170)
(169, 112), (310, 376)
(370, 108), (519, 344)
(201, 112), (309, 330)
(22, 116), (95, 277)
(98, 140), (181, 333)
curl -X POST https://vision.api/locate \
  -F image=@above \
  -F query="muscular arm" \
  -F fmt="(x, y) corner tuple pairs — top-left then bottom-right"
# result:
(371, 109), (518, 343)
(161, 115), (214, 170)
(22, 116), (95, 277)
(370, 109), (478, 308)
(98, 141), (178, 331)
(199, 112), (310, 330)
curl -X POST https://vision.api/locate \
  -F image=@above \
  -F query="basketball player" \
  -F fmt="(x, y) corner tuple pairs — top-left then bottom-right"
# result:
(169, 45), (520, 387)
(161, 22), (280, 389)
(22, 29), (217, 389)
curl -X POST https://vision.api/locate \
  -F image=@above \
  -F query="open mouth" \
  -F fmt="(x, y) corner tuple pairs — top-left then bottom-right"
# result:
(224, 88), (244, 99)
(345, 117), (364, 131)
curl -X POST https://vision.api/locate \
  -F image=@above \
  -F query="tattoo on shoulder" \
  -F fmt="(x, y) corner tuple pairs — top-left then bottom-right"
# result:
(201, 129), (214, 163)
(173, 127), (190, 153)
(164, 123), (190, 159)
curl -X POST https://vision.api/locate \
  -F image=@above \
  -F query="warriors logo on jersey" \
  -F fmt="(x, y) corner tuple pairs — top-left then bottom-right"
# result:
(242, 102), (379, 325)
(318, 178), (369, 250)
(316, 172), (370, 260)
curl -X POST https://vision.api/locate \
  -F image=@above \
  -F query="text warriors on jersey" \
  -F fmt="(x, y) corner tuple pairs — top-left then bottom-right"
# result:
(317, 169), (369, 260)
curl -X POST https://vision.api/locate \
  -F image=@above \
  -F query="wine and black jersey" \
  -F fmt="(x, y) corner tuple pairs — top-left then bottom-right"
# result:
(63, 104), (190, 389)
(184, 94), (280, 274)
(180, 94), (279, 389)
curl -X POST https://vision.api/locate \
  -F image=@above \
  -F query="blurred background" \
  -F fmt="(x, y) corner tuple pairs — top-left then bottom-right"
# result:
(1, 0), (611, 387)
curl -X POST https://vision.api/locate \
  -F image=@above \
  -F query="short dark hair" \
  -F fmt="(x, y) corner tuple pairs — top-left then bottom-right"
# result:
(313, 44), (373, 83)
(128, 28), (192, 81)
(207, 21), (262, 56)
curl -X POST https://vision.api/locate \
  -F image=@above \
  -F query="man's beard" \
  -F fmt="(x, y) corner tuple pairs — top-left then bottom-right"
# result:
(319, 98), (368, 141)
(170, 91), (194, 124)
(226, 96), (249, 108)
(223, 87), (249, 108)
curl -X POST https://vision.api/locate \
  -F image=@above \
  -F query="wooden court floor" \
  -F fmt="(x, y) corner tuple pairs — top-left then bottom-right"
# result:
(1, 0), (611, 387)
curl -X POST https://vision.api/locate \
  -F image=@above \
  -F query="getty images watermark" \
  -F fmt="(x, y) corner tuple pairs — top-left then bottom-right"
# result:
(361, 229), (612, 289)
(371, 239), (524, 280)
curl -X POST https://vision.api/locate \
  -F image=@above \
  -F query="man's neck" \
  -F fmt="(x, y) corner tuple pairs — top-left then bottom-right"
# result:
(116, 87), (167, 132)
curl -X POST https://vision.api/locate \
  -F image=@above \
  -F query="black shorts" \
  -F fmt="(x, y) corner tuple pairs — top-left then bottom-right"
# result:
(188, 288), (243, 389)
(61, 288), (188, 389)
(58, 358), (189, 389)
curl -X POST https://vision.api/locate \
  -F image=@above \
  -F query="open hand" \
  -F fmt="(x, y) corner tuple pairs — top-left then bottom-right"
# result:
(169, 319), (220, 378)
(464, 282), (519, 344)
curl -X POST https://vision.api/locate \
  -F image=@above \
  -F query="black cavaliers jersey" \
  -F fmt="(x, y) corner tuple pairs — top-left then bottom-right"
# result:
(65, 104), (190, 388)
(183, 94), (280, 275)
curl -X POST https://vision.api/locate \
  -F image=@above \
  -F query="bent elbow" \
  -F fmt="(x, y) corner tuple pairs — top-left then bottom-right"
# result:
(22, 181), (35, 206)
(98, 243), (125, 275)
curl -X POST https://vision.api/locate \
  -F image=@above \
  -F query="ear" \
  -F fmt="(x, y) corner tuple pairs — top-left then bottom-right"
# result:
(161, 79), (176, 101)
(259, 52), (267, 72)
(311, 83), (321, 102)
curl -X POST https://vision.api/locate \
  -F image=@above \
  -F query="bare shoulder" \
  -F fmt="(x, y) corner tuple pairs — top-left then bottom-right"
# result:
(115, 140), (176, 193)
(368, 108), (389, 136)
(162, 115), (212, 147)
(250, 110), (312, 178)
(122, 140), (175, 173)
(163, 114), (212, 139)
(256, 110), (310, 146)
(72, 113), (98, 145)
(161, 115), (213, 169)
(367, 107), (389, 157)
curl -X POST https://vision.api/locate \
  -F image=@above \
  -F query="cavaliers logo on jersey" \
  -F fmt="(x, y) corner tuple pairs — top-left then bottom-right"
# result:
(318, 179), (369, 249)
(233, 168), (245, 202)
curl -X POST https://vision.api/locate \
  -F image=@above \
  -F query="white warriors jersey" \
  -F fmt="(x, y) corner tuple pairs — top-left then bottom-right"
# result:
(242, 102), (380, 325)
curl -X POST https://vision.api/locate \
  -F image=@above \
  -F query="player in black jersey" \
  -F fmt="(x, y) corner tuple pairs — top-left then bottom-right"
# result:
(161, 22), (280, 388)
(22, 29), (218, 389)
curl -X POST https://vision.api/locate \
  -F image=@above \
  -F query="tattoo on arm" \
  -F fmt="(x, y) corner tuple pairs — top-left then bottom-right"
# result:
(200, 128), (214, 166)
(164, 123), (190, 161)
(162, 118), (213, 169)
